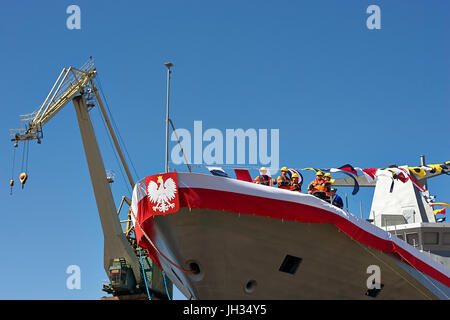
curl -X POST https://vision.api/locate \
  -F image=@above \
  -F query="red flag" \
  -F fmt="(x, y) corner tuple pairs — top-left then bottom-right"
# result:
(361, 168), (378, 182)
(145, 172), (179, 216)
(399, 168), (426, 192)
(234, 169), (253, 182)
(397, 172), (409, 183)
(433, 208), (446, 215)
(338, 164), (358, 176)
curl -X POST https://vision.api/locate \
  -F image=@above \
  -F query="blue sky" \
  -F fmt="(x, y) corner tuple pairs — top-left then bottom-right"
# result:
(0, 1), (448, 300)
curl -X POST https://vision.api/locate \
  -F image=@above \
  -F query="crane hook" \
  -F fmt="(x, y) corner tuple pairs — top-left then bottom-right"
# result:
(19, 172), (28, 189)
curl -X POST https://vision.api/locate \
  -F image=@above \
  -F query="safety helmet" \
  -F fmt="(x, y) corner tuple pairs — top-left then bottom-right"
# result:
(260, 167), (267, 171)
(292, 173), (299, 178)
(316, 171), (323, 176)
(324, 173), (331, 178)
(281, 166), (288, 172)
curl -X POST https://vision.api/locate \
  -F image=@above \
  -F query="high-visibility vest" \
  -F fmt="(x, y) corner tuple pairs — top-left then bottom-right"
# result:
(254, 175), (272, 186)
(308, 178), (325, 193)
(323, 180), (332, 196)
(278, 174), (292, 189)
(291, 183), (301, 192)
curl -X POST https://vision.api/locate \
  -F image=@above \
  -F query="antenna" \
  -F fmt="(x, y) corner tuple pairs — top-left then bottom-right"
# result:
(420, 154), (427, 190)
(164, 62), (173, 173)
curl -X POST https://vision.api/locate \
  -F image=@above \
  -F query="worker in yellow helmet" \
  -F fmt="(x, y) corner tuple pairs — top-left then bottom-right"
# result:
(290, 173), (302, 192)
(277, 167), (292, 189)
(253, 167), (276, 186)
(308, 171), (325, 195)
(323, 173), (333, 199)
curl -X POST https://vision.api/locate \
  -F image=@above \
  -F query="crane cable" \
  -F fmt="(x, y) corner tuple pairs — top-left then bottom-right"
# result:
(130, 208), (196, 274)
(10, 146), (16, 194)
(19, 140), (30, 189)
(95, 75), (140, 180)
(169, 118), (191, 173)
(96, 104), (132, 196)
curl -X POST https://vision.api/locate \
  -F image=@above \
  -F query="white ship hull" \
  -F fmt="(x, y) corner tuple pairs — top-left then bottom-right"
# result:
(131, 173), (450, 299)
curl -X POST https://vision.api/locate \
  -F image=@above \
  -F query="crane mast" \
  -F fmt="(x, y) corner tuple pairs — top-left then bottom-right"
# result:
(10, 59), (170, 299)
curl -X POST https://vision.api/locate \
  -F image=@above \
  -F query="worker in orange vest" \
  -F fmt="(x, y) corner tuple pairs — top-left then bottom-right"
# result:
(290, 173), (302, 192)
(253, 167), (275, 186)
(277, 167), (292, 189)
(307, 171), (325, 194)
(323, 172), (333, 198)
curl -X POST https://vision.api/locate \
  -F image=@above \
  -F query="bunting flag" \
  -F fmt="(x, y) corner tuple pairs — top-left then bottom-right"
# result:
(408, 166), (426, 178)
(423, 193), (436, 204)
(356, 167), (377, 183)
(205, 161), (449, 194)
(399, 168), (426, 192)
(337, 164), (358, 176)
(433, 208), (446, 215)
(422, 166), (433, 173)
(385, 167), (409, 183)
(441, 163), (450, 176)
(430, 202), (450, 208)
(328, 168), (360, 195)
(301, 167), (320, 173)
(234, 169), (253, 182)
(207, 167), (228, 177)
(427, 164), (443, 174)
(289, 168), (303, 186)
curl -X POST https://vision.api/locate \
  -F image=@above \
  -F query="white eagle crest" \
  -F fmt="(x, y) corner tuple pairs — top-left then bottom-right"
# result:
(147, 176), (177, 213)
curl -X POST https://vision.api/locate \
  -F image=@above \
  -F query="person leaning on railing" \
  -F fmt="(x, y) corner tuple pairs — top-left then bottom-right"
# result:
(277, 167), (292, 189)
(331, 188), (344, 209)
(290, 173), (301, 192)
(253, 167), (276, 186)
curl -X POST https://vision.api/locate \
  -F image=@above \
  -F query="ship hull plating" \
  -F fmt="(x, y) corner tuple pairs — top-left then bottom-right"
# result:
(152, 208), (445, 300)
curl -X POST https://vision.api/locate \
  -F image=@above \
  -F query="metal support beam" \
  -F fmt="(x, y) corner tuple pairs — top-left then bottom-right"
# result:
(72, 95), (142, 284)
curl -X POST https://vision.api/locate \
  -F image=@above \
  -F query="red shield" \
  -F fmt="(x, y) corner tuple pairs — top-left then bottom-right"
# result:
(145, 172), (179, 216)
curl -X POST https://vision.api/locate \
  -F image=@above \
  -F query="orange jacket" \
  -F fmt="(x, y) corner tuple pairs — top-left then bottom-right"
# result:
(277, 174), (292, 189)
(253, 175), (273, 186)
(308, 178), (325, 193)
(323, 180), (332, 196)
(290, 182), (301, 192)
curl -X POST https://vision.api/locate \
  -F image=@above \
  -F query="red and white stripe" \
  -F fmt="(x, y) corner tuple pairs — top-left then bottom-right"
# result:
(132, 172), (450, 287)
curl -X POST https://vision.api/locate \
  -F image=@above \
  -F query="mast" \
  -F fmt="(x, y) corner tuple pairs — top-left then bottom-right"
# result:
(420, 155), (427, 191)
(164, 62), (173, 173)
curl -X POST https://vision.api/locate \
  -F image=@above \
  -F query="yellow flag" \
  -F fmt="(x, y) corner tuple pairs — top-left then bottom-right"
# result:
(408, 167), (426, 178)
(427, 164), (443, 173)
(430, 202), (450, 208)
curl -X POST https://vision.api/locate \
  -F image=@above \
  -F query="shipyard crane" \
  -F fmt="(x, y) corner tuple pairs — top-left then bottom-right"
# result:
(9, 59), (170, 299)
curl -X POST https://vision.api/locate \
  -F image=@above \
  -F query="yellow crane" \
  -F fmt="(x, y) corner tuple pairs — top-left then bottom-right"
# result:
(9, 58), (170, 299)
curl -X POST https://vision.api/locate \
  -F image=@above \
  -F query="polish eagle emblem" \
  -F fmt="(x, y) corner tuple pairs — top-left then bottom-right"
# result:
(147, 175), (177, 213)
